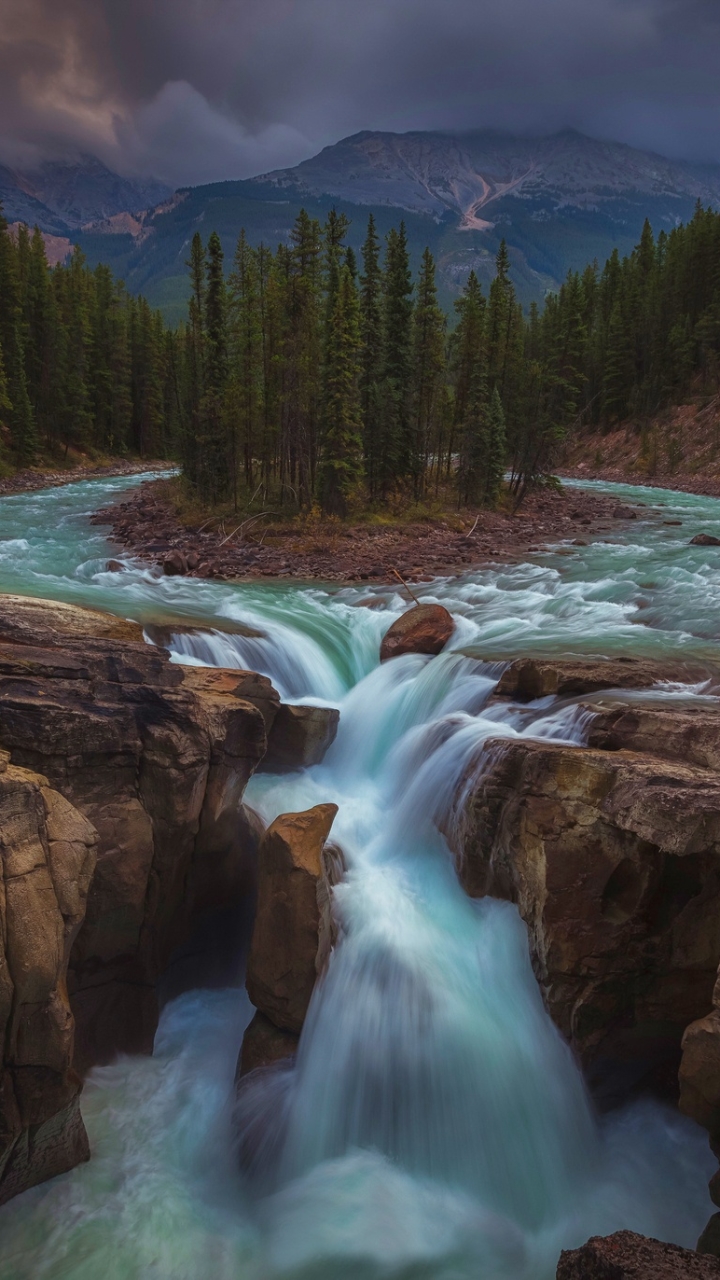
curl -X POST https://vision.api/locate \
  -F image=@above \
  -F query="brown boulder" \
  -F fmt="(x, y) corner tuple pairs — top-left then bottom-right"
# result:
(163, 550), (187, 575)
(452, 738), (720, 1094)
(245, 804), (339, 1035)
(589, 704), (720, 773)
(380, 604), (454, 662)
(261, 704), (340, 772)
(556, 1231), (720, 1279)
(0, 755), (97, 1205)
(0, 594), (144, 644)
(691, 535), (720, 547)
(680, 980), (720, 1134)
(236, 1011), (299, 1077)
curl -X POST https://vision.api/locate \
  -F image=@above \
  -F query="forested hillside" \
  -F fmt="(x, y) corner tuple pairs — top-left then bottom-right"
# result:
(1, 200), (719, 506)
(177, 202), (720, 513)
(0, 215), (176, 467)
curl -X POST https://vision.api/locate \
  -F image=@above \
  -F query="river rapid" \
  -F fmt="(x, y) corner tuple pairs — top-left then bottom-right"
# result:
(0, 473), (719, 1279)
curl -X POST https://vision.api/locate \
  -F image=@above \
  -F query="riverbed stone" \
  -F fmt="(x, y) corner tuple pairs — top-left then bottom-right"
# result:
(452, 737), (720, 1098)
(380, 604), (455, 661)
(556, 1231), (720, 1278)
(0, 760), (97, 1205)
(237, 1011), (299, 1076)
(261, 704), (340, 772)
(494, 655), (711, 701)
(245, 804), (339, 1035)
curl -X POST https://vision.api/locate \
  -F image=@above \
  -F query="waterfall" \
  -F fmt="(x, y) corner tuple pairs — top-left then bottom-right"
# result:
(0, 472), (717, 1280)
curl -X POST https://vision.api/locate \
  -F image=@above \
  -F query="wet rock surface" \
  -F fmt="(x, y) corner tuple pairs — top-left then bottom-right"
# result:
(0, 754), (97, 1205)
(237, 1011), (299, 1076)
(379, 603), (455, 661)
(0, 594), (340, 1203)
(260, 704), (340, 771)
(452, 698), (720, 1099)
(93, 478), (626, 583)
(245, 804), (340, 1037)
(494, 655), (712, 701)
(556, 1231), (720, 1278)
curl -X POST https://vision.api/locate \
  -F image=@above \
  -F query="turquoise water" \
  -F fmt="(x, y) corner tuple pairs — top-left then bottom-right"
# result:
(0, 473), (718, 1279)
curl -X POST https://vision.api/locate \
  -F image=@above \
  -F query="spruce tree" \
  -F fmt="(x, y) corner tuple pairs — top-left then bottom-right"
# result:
(379, 221), (414, 491)
(359, 214), (384, 497)
(411, 248), (446, 497)
(482, 388), (506, 506)
(453, 271), (487, 502)
(319, 266), (363, 516)
(200, 230), (230, 501)
(229, 230), (262, 500)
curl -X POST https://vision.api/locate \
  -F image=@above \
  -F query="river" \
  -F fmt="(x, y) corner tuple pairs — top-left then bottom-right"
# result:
(0, 472), (718, 1279)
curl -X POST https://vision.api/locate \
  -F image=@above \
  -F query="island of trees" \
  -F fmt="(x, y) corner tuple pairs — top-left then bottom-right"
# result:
(0, 201), (718, 513)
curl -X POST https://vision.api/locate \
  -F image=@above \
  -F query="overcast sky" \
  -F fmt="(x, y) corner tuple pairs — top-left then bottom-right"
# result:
(1, 0), (720, 185)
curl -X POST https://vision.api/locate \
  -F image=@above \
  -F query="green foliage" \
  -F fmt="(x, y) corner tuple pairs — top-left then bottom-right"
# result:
(0, 208), (176, 466)
(319, 266), (363, 516)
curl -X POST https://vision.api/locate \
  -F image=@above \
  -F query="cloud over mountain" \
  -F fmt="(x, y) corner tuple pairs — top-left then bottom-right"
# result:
(1, 0), (720, 185)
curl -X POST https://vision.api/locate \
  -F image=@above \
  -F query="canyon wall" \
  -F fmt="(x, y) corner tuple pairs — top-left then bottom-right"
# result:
(0, 595), (338, 1203)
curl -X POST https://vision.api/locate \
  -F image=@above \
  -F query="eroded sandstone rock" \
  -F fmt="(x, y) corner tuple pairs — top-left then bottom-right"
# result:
(452, 738), (720, 1095)
(261, 704), (340, 772)
(0, 594), (342, 1202)
(494, 655), (710, 701)
(237, 1011), (300, 1076)
(589, 704), (720, 772)
(556, 1231), (720, 1278)
(380, 604), (454, 661)
(0, 597), (268, 1071)
(0, 754), (97, 1205)
(245, 804), (339, 1035)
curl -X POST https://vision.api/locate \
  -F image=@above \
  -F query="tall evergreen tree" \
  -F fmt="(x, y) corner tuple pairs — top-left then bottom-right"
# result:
(379, 221), (414, 491)
(359, 214), (384, 497)
(411, 247), (446, 497)
(319, 266), (363, 516)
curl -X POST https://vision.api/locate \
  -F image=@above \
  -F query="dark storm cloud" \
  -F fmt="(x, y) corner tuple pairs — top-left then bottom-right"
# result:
(1, 0), (720, 185)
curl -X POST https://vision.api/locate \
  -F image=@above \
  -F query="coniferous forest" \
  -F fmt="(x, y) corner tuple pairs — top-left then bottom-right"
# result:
(1, 202), (720, 510)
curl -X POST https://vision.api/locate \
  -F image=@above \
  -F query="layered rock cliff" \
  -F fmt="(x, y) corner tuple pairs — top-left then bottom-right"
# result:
(452, 657), (720, 1100)
(239, 804), (344, 1075)
(0, 594), (338, 1203)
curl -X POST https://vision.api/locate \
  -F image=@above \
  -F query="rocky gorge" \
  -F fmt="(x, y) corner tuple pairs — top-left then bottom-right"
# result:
(2, 471), (720, 1277)
(0, 592), (338, 1205)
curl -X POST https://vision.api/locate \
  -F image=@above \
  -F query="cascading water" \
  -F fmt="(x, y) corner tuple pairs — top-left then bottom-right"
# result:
(0, 472), (719, 1278)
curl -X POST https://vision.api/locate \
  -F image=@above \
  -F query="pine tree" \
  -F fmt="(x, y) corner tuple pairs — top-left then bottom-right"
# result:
(359, 214), (384, 497)
(453, 271), (487, 502)
(411, 248), (446, 497)
(0, 216), (37, 461)
(483, 388), (506, 506)
(285, 210), (323, 507)
(199, 230), (229, 501)
(379, 221), (414, 491)
(319, 266), (363, 516)
(228, 230), (263, 501)
(184, 232), (206, 485)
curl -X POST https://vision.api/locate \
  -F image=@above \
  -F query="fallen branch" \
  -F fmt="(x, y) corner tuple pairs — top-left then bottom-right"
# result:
(218, 511), (282, 548)
(392, 567), (422, 607)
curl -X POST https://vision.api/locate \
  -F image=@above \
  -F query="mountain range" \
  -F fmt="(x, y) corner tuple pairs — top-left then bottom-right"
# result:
(4, 130), (720, 321)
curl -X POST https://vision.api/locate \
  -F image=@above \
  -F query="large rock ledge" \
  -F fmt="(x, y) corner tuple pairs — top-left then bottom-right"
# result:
(557, 1231), (720, 1278)
(238, 805), (344, 1076)
(0, 753), (96, 1205)
(0, 595), (338, 1203)
(451, 661), (720, 1101)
